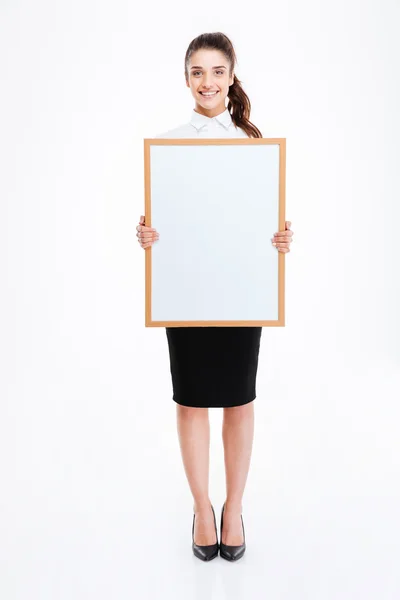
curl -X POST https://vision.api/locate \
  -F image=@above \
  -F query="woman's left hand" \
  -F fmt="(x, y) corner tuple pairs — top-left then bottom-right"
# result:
(272, 220), (294, 253)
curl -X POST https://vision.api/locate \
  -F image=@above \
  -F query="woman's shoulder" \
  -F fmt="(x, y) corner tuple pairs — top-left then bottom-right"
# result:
(154, 122), (196, 139)
(154, 125), (249, 139)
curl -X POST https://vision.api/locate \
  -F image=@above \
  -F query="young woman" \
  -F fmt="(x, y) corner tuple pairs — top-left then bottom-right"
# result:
(137, 32), (294, 561)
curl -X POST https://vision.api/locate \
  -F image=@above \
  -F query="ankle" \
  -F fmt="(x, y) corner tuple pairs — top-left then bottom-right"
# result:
(224, 499), (243, 513)
(193, 499), (212, 513)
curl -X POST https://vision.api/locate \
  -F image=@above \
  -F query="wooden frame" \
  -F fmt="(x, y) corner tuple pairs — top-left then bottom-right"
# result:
(143, 138), (286, 327)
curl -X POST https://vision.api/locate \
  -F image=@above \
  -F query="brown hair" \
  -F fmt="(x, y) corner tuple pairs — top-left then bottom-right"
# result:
(184, 32), (262, 139)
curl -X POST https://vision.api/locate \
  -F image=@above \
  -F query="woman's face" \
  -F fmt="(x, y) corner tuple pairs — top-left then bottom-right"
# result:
(186, 49), (234, 117)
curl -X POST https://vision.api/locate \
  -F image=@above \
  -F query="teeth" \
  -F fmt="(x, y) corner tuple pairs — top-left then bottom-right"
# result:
(201, 91), (217, 96)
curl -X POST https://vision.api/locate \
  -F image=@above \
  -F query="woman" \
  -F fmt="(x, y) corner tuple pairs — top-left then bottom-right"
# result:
(137, 32), (294, 562)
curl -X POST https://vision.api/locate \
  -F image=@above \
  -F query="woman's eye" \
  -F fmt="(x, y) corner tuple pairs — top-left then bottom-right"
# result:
(192, 70), (224, 76)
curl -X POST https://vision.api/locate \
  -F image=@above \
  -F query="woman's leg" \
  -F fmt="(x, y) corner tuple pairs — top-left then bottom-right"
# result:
(222, 401), (255, 544)
(176, 404), (217, 545)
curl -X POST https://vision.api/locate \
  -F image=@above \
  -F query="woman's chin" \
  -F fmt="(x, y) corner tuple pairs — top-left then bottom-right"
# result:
(197, 97), (226, 112)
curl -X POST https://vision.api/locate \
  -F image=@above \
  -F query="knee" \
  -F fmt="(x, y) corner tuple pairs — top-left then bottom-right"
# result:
(223, 401), (254, 419)
(177, 404), (208, 419)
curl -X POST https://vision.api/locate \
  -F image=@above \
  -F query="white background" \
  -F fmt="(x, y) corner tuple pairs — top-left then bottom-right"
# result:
(1, 1), (399, 599)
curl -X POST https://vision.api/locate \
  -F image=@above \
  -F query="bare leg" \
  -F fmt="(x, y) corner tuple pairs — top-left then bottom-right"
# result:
(176, 404), (217, 545)
(222, 401), (255, 545)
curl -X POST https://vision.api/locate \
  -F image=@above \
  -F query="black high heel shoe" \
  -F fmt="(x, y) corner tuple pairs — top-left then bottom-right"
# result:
(192, 504), (219, 561)
(219, 502), (246, 561)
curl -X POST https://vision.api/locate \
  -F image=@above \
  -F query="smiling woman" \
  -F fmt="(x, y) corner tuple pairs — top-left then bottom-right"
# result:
(183, 32), (262, 138)
(138, 31), (293, 563)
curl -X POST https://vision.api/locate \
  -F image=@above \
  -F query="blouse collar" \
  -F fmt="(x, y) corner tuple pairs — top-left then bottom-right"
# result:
(190, 108), (233, 131)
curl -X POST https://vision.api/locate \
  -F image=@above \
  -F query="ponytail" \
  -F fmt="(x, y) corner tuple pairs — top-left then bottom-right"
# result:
(227, 75), (262, 138)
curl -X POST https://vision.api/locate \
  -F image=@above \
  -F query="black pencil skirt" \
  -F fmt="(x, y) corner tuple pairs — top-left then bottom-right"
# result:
(165, 326), (262, 408)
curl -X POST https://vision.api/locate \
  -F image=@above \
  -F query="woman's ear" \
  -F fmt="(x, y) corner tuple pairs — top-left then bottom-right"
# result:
(229, 72), (234, 87)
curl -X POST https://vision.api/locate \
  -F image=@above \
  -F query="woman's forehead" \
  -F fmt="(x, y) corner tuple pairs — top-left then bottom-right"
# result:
(189, 48), (228, 66)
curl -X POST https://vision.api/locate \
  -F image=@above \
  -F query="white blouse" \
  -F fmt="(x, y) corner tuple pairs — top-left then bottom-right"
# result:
(154, 107), (249, 139)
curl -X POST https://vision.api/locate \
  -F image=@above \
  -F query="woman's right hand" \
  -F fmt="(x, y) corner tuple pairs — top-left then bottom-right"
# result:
(136, 215), (160, 249)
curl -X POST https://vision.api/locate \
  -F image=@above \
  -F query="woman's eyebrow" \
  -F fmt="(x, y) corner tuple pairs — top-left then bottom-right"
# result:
(190, 65), (227, 69)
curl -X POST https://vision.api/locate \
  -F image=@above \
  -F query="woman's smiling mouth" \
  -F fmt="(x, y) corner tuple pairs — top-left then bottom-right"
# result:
(199, 91), (219, 97)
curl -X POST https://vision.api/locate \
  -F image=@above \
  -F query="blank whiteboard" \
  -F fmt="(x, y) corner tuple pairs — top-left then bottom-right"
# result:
(143, 138), (286, 327)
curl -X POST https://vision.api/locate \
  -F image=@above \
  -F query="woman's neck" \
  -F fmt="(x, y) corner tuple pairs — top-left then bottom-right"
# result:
(193, 102), (227, 118)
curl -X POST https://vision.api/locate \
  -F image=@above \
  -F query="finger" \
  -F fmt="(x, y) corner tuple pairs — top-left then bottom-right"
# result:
(138, 233), (159, 244)
(274, 230), (293, 237)
(278, 247), (290, 253)
(274, 239), (293, 246)
(139, 215), (145, 223)
(141, 240), (157, 248)
(139, 235), (157, 244)
(136, 224), (157, 233)
(138, 238), (159, 247)
(285, 221), (291, 229)
(273, 241), (291, 248)
(272, 237), (292, 245)
(137, 231), (158, 239)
